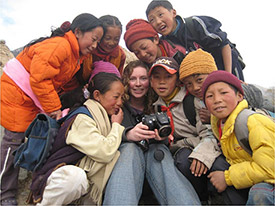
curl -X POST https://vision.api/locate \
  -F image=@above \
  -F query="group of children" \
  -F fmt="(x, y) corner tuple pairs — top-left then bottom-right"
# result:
(1, 0), (274, 205)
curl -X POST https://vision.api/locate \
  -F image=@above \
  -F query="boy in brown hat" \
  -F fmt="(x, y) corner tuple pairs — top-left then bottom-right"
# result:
(150, 56), (221, 202)
(202, 70), (275, 205)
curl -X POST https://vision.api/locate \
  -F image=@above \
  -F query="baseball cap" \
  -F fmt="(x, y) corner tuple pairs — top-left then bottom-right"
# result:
(149, 56), (179, 76)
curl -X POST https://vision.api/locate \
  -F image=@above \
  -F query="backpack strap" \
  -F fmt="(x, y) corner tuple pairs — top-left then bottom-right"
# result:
(58, 106), (93, 124)
(234, 109), (255, 155)
(182, 94), (196, 127)
(184, 16), (199, 40)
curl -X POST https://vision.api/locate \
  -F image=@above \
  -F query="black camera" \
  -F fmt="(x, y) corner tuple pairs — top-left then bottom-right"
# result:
(142, 112), (172, 137)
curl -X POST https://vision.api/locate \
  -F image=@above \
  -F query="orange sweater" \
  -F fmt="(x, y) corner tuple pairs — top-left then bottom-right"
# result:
(1, 31), (85, 132)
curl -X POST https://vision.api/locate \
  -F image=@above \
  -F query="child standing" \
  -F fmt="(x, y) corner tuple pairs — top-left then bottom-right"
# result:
(149, 56), (221, 202)
(0, 13), (103, 205)
(80, 15), (125, 85)
(146, 0), (245, 81)
(124, 19), (186, 65)
(202, 70), (275, 205)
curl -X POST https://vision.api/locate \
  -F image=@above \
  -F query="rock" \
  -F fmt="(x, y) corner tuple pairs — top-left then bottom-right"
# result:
(0, 40), (14, 75)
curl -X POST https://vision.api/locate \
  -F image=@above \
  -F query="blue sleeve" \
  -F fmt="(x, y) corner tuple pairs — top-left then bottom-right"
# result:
(192, 16), (229, 49)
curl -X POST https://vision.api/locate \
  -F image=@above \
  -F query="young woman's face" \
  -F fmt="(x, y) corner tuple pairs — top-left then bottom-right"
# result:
(76, 26), (104, 56)
(150, 67), (178, 98)
(205, 82), (243, 122)
(147, 6), (177, 36)
(99, 26), (121, 53)
(96, 81), (124, 115)
(129, 66), (149, 99)
(182, 74), (208, 100)
(130, 37), (160, 64)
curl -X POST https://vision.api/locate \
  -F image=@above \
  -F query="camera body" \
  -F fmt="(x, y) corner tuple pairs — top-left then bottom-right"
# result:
(142, 112), (172, 137)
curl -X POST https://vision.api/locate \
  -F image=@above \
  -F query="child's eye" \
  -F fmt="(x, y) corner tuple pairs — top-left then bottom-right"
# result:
(206, 94), (213, 99)
(197, 78), (203, 83)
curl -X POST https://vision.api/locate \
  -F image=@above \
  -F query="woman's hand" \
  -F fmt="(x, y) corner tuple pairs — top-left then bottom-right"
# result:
(126, 122), (156, 142)
(48, 109), (62, 120)
(190, 159), (208, 177)
(111, 108), (124, 124)
(199, 108), (211, 124)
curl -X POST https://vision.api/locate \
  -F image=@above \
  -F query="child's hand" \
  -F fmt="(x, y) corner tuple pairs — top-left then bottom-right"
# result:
(190, 159), (208, 177)
(111, 108), (123, 124)
(199, 108), (211, 124)
(154, 129), (169, 141)
(49, 109), (62, 120)
(126, 122), (156, 141)
(208, 171), (227, 193)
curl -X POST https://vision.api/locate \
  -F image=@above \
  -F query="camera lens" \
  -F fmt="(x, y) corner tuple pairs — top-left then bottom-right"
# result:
(158, 125), (172, 137)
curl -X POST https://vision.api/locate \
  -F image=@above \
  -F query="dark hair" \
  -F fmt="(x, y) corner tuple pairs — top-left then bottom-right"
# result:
(99, 15), (122, 32)
(122, 60), (157, 114)
(88, 72), (122, 99)
(24, 13), (103, 49)
(146, 0), (174, 17)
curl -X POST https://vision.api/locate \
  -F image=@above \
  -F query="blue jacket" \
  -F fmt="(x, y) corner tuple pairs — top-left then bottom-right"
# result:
(161, 15), (240, 72)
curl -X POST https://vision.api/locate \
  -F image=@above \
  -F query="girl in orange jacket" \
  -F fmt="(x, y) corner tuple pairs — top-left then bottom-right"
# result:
(0, 13), (104, 205)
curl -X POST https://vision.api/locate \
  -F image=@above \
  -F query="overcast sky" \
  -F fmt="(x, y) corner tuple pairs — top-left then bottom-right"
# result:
(1, 0), (274, 88)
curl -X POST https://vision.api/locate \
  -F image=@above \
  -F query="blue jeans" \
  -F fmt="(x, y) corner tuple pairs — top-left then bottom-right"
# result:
(246, 183), (275, 205)
(103, 142), (200, 205)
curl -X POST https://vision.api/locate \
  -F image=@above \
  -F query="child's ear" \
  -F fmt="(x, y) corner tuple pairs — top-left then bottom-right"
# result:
(153, 35), (160, 44)
(237, 92), (244, 102)
(74, 28), (82, 39)
(93, 90), (101, 101)
(172, 9), (177, 18)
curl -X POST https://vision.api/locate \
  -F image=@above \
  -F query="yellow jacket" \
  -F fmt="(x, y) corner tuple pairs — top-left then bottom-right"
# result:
(211, 100), (275, 189)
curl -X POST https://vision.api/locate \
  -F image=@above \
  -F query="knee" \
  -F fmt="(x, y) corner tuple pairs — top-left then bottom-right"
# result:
(49, 165), (88, 192)
(174, 148), (191, 174)
(247, 183), (275, 205)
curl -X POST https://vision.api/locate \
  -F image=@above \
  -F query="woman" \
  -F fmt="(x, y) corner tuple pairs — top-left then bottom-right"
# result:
(0, 13), (104, 205)
(103, 60), (200, 205)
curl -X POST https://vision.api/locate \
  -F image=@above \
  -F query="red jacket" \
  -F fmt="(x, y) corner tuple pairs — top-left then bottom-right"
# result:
(1, 31), (85, 132)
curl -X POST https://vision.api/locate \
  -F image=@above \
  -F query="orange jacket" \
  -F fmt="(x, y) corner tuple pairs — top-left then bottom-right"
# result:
(1, 31), (85, 132)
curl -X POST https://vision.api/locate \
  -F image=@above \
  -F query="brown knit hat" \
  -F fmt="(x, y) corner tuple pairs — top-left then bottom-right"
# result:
(124, 19), (158, 51)
(179, 49), (217, 81)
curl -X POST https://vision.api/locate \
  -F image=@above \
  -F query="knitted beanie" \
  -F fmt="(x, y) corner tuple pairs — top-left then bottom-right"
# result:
(89, 61), (121, 82)
(179, 49), (217, 81)
(124, 19), (158, 51)
(202, 70), (244, 102)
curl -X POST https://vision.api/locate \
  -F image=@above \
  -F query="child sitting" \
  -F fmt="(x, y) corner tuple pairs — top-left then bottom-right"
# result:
(178, 49), (223, 201)
(202, 70), (275, 205)
(149, 56), (221, 202)
(124, 19), (186, 65)
(29, 72), (125, 205)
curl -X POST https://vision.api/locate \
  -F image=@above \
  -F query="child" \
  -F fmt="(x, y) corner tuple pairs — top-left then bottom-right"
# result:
(124, 19), (186, 65)
(30, 72), (124, 205)
(146, 0), (245, 81)
(149, 56), (221, 201)
(0, 13), (103, 205)
(178, 48), (225, 201)
(202, 70), (275, 205)
(81, 15), (125, 85)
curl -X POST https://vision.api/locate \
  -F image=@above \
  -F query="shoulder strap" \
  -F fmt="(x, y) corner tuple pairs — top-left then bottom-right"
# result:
(182, 94), (196, 127)
(234, 109), (255, 155)
(58, 106), (93, 124)
(184, 16), (199, 40)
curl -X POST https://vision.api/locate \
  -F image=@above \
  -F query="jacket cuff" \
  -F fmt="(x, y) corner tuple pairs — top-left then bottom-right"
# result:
(224, 170), (233, 186)
(122, 126), (134, 142)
